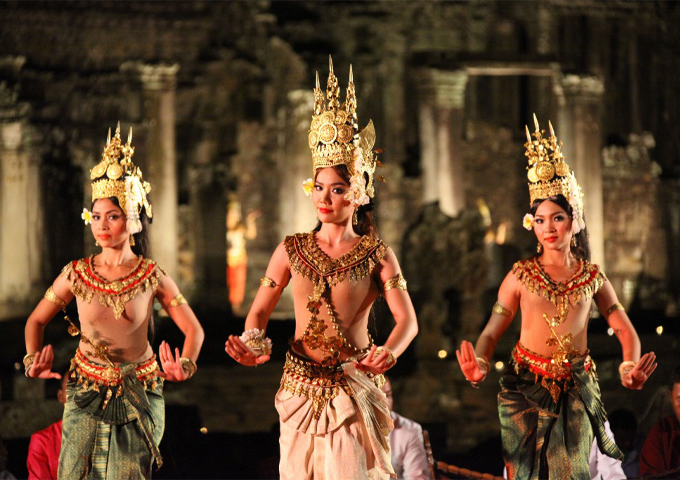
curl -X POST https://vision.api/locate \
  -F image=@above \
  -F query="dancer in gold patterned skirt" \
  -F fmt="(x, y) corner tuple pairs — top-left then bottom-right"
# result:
(224, 57), (418, 480)
(455, 116), (657, 480)
(24, 124), (204, 479)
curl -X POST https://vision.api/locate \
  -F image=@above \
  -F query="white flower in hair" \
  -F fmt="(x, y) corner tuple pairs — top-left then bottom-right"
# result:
(81, 208), (92, 225)
(301, 178), (314, 197)
(522, 213), (534, 231)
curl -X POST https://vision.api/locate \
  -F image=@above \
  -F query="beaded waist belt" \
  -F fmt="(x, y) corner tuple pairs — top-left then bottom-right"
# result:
(512, 342), (592, 382)
(281, 349), (352, 419)
(70, 348), (160, 392)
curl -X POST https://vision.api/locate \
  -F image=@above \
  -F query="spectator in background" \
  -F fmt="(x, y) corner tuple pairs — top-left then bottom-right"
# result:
(0, 435), (17, 480)
(639, 367), (680, 476)
(382, 377), (430, 480)
(609, 409), (642, 478)
(27, 372), (68, 479)
(589, 421), (626, 480)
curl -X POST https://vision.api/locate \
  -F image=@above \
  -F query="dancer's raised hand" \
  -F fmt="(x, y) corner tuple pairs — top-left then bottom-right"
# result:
(27, 345), (62, 379)
(456, 340), (488, 383)
(158, 341), (192, 381)
(621, 351), (657, 390)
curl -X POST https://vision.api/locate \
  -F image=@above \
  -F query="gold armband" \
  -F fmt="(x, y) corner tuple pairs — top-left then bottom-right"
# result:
(23, 352), (37, 377)
(618, 360), (635, 378)
(607, 302), (625, 316)
(492, 302), (512, 316)
(180, 357), (197, 379)
(168, 293), (188, 308)
(384, 273), (407, 292)
(44, 286), (66, 309)
(260, 276), (277, 288)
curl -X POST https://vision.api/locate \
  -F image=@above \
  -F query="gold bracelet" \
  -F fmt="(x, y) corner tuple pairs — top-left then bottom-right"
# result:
(618, 360), (636, 378)
(469, 356), (489, 388)
(476, 356), (490, 374)
(23, 352), (37, 377)
(168, 293), (188, 308)
(492, 302), (512, 316)
(384, 273), (407, 292)
(607, 302), (625, 316)
(180, 357), (197, 379)
(44, 286), (66, 309)
(260, 276), (277, 288)
(375, 346), (396, 366)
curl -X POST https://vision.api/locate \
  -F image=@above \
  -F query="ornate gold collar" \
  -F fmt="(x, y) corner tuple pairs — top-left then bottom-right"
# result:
(512, 257), (605, 306)
(285, 232), (386, 288)
(62, 256), (163, 319)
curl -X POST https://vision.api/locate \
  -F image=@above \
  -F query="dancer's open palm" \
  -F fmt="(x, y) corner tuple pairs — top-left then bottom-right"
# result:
(158, 341), (191, 381)
(456, 340), (487, 383)
(28, 345), (62, 380)
(621, 351), (657, 390)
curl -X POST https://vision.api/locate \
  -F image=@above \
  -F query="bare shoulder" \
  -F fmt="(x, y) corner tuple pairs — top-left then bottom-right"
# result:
(271, 240), (292, 269)
(499, 268), (522, 298)
(378, 246), (401, 278)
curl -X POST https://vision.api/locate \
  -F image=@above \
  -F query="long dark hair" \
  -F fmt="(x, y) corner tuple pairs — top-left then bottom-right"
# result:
(530, 194), (591, 261)
(92, 196), (151, 258)
(312, 164), (379, 238)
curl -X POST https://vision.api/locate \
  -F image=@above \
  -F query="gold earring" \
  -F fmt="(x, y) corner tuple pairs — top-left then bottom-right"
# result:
(95, 240), (100, 247)
(130, 235), (135, 246)
(536, 242), (542, 253)
(571, 236), (577, 247)
(352, 210), (358, 226)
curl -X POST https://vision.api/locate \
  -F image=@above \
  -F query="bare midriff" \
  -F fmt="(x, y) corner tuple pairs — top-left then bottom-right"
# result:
(74, 290), (154, 365)
(289, 271), (380, 364)
(518, 286), (591, 357)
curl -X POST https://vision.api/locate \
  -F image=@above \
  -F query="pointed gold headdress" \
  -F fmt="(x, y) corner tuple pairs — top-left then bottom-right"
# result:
(86, 123), (152, 234)
(305, 56), (379, 207)
(523, 114), (585, 234)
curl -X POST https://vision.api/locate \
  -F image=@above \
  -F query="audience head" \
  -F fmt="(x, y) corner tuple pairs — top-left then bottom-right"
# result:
(670, 366), (680, 423)
(608, 409), (638, 452)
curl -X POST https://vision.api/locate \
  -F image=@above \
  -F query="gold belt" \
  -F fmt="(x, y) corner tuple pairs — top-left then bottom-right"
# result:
(281, 349), (352, 419)
(512, 342), (594, 403)
(70, 348), (160, 393)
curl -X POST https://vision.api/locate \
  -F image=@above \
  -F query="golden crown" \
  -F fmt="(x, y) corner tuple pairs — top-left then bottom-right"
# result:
(90, 123), (152, 226)
(524, 114), (585, 232)
(308, 56), (378, 204)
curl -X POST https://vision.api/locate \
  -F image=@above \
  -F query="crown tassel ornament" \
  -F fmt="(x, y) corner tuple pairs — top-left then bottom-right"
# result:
(307, 56), (381, 208)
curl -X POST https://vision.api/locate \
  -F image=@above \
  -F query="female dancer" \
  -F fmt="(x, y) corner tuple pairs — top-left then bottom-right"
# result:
(24, 125), (204, 478)
(456, 116), (657, 480)
(225, 58), (418, 480)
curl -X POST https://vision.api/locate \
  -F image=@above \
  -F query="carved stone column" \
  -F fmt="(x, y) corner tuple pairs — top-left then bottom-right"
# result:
(122, 63), (180, 278)
(416, 69), (468, 217)
(0, 84), (36, 305)
(280, 90), (316, 238)
(554, 75), (606, 267)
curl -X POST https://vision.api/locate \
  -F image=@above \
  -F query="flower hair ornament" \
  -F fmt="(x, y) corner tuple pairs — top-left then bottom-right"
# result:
(523, 114), (585, 235)
(85, 123), (153, 236)
(302, 56), (383, 209)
